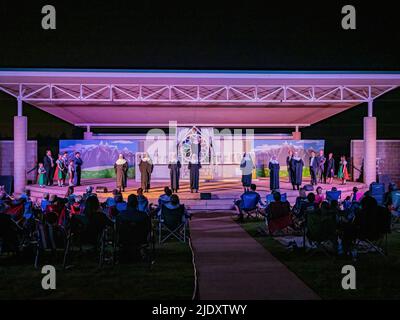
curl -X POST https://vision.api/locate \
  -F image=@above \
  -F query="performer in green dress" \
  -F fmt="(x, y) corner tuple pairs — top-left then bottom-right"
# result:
(38, 163), (46, 188)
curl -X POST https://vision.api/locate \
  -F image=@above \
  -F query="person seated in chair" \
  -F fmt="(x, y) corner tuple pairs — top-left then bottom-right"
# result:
(137, 188), (149, 214)
(300, 192), (319, 218)
(235, 184), (264, 223)
(117, 194), (151, 262)
(40, 193), (50, 212)
(115, 193), (127, 212)
(265, 192), (292, 235)
(384, 183), (400, 220)
(351, 186), (363, 203)
(82, 186), (95, 202)
(161, 194), (190, 222)
(292, 188), (307, 218)
(315, 187), (325, 206)
(0, 202), (20, 253)
(159, 187), (172, 207)
(80, 195), (114, 244)
(265, 192), (291, 217)
(118, 194), (149, 224)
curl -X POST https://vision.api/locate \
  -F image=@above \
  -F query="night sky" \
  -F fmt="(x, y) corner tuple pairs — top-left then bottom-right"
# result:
(0, 1), (399, 157)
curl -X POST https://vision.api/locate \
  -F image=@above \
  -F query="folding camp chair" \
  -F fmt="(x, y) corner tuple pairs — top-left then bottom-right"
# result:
(158, 204), (187, 244)
(0, 212), (22, 255)
(238, 193), (264, 220)
(63, 213), (116, 269)
(265, 193), (287, 206)
(115, 215), (155, 266)
(305, 210), (337, 258)
(265, 201), (293, 236)
(326, 191), (342, 203)
(354, 206), (391, 256)
(34, 209), (67, 269)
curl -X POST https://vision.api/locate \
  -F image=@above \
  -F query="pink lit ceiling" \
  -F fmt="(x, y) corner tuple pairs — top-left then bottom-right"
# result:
(0, 69), (399, 128)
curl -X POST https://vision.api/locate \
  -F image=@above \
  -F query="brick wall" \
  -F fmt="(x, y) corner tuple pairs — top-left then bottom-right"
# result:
(351, 140), (400, 185)
(0, 141), (37, 181)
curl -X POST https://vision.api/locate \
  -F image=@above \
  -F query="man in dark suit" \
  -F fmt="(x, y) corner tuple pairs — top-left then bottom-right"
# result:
(43, 150), (54, 186)
(73, 152), (83, 186)
(309, 151), (318, 186)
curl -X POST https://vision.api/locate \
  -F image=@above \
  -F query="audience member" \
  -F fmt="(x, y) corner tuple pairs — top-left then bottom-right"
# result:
(315, 187), (325, 205)
(235, 184), (264, 223)
(137, 188), (149, 213)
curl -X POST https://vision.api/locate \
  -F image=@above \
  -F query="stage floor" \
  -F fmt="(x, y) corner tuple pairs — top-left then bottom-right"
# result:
(27, 178), (367, 210)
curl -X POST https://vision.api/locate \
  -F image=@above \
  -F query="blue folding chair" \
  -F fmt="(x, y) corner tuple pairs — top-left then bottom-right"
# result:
(370, 183), (385, 206)
(326, 191), (342, 202)
(266, 193), (287, 206)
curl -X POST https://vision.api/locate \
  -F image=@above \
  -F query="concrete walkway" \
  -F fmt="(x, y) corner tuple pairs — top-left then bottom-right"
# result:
(190, 213), (319, 300)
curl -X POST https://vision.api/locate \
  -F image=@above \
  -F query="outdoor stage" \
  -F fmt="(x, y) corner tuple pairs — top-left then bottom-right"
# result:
(26, 178), (367, 211)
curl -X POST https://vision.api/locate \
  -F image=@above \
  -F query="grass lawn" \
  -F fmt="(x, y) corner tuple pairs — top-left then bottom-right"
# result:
(240, 219), (400, 300)
(0, 241), (194, 300)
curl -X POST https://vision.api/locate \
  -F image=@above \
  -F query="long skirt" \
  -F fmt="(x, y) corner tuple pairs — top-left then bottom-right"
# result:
(38, 174), (46, 185)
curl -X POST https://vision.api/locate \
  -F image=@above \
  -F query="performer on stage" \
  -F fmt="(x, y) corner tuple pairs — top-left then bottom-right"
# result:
(309, 151), (318, 186)
(43, 150), (54, 186)
(317, 149), (326, 184)
(54, 154), (66, 187)
(338, 155), (349, 185)
(73, 152), (83, 186)
(290, 152), (304, 190)
(168, 154), (181, 193)
(68, 160), (75, 186)
(268, 155), (280, 191)
(326, 152), (335, 184)
(286, 150), (294, 183)
(188, 154), (201, 193)
(37, 163), (46, 188)
(240, 153), (254, 192)
(114, 154), (129, 192)
(61, 152), (69, 186)
(139, 153), (154, 193)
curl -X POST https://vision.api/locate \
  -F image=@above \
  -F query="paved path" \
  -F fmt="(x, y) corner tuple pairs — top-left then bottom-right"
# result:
(190, 213), (319, 300)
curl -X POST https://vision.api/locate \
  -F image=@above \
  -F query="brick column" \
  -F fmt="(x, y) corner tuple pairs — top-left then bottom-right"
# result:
(363, 116), (377, 186)
(14, 116), (27, 194)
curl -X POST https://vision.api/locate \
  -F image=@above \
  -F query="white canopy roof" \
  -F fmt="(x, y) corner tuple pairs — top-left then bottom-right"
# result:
(1, 69), (399, 128)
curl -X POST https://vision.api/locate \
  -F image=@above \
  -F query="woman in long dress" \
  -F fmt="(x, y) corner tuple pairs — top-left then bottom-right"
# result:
(168, 154), (181, 193)
(338, 155), (349, 185)
(139, 153), (154, 192)
(188, 154), (201, 193)
(54, 154), (66, 187)
(114, 154), (129, 192)
(326, 152), (335, 184)
(286, 150), (294, 183)
(290, 152), (304, 190)
(269, 155), (280, 191)
(38, 163), (46, 188)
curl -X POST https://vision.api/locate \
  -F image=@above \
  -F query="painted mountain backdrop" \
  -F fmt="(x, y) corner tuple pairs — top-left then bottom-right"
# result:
(59, 140), (138, 178)
(253, 140), (325, 177)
